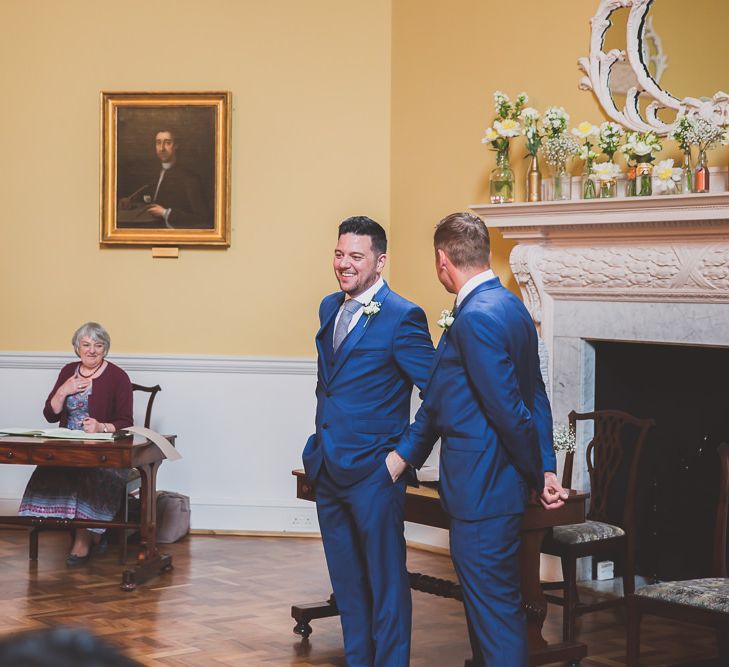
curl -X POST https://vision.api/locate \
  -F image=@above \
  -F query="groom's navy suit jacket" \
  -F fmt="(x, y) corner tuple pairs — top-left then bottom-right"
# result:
(399, 277), (555, 521)
(303, 282), (434, 486)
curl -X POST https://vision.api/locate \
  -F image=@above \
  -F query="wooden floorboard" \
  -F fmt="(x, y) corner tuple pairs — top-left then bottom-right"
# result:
(0, 528), (718, 666)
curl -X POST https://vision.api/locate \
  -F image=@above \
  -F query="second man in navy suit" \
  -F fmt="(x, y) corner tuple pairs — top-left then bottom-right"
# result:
(393, 212), (568, 666)
(303, 216), (434, 666)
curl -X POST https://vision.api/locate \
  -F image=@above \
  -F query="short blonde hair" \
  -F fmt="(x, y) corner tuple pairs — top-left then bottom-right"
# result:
(72, 322), (110, 357)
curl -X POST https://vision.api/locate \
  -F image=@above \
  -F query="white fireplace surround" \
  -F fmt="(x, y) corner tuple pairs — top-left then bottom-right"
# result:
(472, 192), (729, 494)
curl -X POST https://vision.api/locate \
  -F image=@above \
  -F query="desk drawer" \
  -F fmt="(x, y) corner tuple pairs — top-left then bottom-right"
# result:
(30, 447), (127, 468)
(0, 445), (30, 464)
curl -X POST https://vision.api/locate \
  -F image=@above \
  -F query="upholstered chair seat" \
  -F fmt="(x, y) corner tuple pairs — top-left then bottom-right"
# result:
(551, 520), (625, 545)
(634, 578), (729, 614)
(627, 443), (729, 666)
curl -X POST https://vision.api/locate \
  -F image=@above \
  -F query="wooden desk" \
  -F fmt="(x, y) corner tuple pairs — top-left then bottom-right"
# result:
(0, 433), (174, 591)
(292, 470), (589, 666)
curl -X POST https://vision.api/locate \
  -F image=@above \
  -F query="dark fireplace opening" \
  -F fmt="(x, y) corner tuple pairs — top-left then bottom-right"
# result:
(593, 341), (729, 581)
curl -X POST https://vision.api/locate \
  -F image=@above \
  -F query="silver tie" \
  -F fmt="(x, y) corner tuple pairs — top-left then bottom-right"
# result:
(333, 299), (363, 353)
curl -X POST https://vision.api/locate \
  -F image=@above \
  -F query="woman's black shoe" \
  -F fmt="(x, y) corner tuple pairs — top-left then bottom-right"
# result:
(65, 552), (91, 566)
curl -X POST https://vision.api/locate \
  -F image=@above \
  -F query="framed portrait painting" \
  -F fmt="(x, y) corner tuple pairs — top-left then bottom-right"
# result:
(101, 91), (231, 246)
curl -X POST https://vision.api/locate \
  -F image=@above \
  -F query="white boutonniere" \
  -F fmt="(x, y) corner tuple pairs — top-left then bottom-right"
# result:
(362, 300), (381, 324)
(437, 309), (455, 330)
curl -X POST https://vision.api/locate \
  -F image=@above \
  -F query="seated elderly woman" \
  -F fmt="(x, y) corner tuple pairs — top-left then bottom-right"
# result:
(19, 322), (133, 566)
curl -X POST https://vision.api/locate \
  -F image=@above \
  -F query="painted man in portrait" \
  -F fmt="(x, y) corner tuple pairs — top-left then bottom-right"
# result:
(117, 129), (212, 229)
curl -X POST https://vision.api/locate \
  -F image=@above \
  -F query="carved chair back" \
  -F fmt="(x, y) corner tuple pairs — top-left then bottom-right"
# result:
(131, 383), (161, 429)
(568, 410), (655, 534)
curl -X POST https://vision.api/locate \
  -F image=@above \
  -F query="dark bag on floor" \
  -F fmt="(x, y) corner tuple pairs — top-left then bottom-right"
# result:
(156, 491), (191, 543)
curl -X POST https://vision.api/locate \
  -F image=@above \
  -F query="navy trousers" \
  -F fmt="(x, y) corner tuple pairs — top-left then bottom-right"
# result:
(450, 513), (527, 667)
(315, 462), (411, 667)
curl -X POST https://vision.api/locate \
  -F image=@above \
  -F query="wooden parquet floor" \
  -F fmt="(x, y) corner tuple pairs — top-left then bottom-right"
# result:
(0, 528), (719, 666)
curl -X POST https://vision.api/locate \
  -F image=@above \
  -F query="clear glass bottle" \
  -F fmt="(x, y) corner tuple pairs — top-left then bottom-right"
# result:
(625, 165), (637, 197)
(581, 164), (597, 199)
(552, 161), (571, 201)
(489, 145), (514, 204)
(681, 150), (693, 194)
(636, 162), (653, 196)
(693, 148), (709, 193)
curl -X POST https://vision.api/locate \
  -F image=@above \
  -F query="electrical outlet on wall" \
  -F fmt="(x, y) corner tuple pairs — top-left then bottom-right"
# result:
(291, 513), (315, 529)
(596, 560), (614, 580)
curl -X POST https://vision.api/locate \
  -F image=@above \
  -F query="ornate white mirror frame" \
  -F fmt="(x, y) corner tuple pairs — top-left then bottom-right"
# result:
(579, 0), (729, 134)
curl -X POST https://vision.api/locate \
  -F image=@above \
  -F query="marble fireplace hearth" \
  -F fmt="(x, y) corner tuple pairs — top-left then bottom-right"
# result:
(472, 193), (729, 503)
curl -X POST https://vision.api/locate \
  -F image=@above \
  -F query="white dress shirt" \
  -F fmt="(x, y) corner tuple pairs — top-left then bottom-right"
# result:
(455, 269), (496, 308)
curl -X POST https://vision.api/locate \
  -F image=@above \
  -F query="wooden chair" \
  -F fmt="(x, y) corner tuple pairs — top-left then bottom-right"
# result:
(626, 442), (729, 666)
(117, 383), (161, 562)
(28, 383), (162, 562)
(541, 409), (655, 642)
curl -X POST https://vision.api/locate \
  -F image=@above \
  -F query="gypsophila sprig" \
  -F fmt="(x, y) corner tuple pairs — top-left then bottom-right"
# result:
(621, 130), (662, 163)
(686, 117), (725, 151)
(553, 424), (576, 453)
(541, 134), (579, 167)
(670, 114), (695, 152)
(598, 122), (624, 160)
(542, 106), (570, 138)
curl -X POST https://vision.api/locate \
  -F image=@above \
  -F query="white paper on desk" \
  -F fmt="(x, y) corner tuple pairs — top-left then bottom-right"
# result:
(123, 426), (182, 461)
(416, 465), (439, 482)
(0, 427), (114, 440)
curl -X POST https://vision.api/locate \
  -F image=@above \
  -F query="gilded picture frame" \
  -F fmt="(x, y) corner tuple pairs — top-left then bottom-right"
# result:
(101, 91), (231, 246)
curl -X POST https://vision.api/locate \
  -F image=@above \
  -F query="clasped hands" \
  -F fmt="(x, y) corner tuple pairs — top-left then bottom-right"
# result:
(386, 451), (569, 510)
(535, 471), (569, 510)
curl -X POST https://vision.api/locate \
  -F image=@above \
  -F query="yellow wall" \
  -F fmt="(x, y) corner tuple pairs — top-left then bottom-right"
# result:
(2, 1), (720, 354)
(0, 0), (391, 355)
(390, 0), (607, 322)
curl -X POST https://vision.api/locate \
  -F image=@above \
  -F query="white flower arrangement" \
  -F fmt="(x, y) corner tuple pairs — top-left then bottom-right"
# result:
(362, 300), (381, 322)
(437, 309), (455, 330)
(482, 91), (528, 153)
(621, 130), (662, 163)
(542, 106), (570, 138)
(652, 159), (682, 194)
(553, 424), (576, 453)
(520, 107), (542, 157)
(598, 121), (624, 161)
(670, 114), (695, 152)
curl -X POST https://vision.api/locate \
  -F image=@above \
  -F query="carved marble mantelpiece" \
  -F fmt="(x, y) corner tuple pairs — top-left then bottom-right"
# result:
(471, 193), (729, 501)
(472, 192), (729, 329)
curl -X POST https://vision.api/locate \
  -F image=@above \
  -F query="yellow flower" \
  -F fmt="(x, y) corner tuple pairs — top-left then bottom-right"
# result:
(482, 127), (499, 143)
(571, 121), (599, 139)
(494, 118), (521, 137)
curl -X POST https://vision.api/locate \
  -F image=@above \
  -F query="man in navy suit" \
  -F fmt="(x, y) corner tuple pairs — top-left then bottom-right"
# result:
(303, 216), (434, 667)
(392, 212), (568, 666)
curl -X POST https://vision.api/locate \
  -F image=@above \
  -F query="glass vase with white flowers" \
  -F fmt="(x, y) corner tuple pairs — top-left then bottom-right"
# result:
(621, 131), (662, 196)
(670, 114), (695, 194)
(685, 116), (726, 193)
(540, 107), (578, 201)
(482, 91), (527, 204)
(572, 121), (599, 199)
(596, 122), (624, 198)
(652, 159), (683, 195)
(520, 107), (543, 202)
